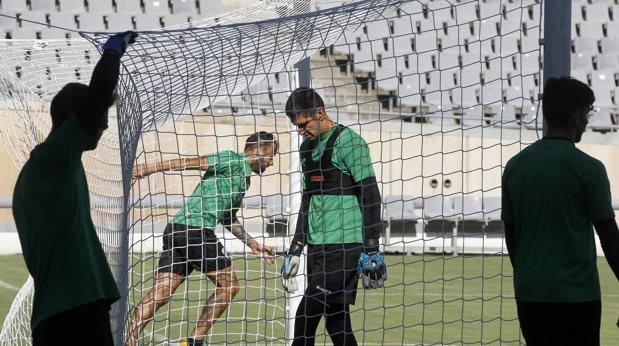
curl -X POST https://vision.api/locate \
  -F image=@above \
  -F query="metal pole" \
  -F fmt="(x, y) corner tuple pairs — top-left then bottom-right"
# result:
(542, 0), (572, 135)
(286, 57), (311, 345)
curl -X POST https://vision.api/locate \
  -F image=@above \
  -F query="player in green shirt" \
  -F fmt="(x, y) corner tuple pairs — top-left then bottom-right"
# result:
(281, 88), (386, 346)
(125, 132), (277, 346)
(12, 32), (137, 345)
(502, 77), (619, 345)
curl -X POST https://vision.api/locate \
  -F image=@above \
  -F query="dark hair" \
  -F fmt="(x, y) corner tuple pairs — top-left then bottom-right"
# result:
(50, 82), (89, 130)
(245, 131), (278, 153)
(285, 87), (325, 119)
(542, 77), (595, 127)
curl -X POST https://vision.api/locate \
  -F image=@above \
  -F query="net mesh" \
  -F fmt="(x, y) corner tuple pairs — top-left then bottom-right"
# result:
(0, 0), (544, 344)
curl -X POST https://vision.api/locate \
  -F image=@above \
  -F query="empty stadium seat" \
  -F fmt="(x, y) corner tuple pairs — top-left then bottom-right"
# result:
(134, 14), (163, 30)
(172, 0), (198, 14)
(105, 14), (134, 31)
(144, 0), (170, 15)
(48, 12), (78, 31)
(78, 13), (106, 32)
(383, 195), (420, 237)
(422, 195), (456, 236)
(482, 196), (503, 235)
(59, 0), (84, 12)
(29, 0), (55, 11)
(198, 0), (225, 17)
(19, 11), (48, 29)
(583, 4), (610, 23)
(572, 52), (592, 70)
(116, 0), (142, 14)
(86, 0), (114, 13)
(576, 21), (604, 38)
(263, 194), (289, 236)
(599, 37), (619, 54)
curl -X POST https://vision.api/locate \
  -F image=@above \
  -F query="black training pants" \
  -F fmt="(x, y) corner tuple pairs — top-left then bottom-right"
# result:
(292, 295), (357, 346)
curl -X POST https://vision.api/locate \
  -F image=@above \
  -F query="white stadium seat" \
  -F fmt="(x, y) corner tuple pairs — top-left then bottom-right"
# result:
(87, 0), (114, 13)
(144, 0), (170, 15)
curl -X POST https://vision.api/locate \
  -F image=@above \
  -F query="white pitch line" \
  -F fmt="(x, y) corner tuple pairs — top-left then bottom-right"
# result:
(0, 280), (19, 291)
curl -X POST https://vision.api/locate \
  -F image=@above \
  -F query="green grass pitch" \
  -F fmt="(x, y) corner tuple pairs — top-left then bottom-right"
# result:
(2, 254), (618, 345)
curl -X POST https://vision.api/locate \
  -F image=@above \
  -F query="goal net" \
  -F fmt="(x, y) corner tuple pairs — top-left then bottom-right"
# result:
(0, 0), (543, 344)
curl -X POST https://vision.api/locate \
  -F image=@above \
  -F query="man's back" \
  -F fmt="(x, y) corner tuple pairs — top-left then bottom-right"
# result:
(501, 137), (614, 302)
(13, 116), (119, 330)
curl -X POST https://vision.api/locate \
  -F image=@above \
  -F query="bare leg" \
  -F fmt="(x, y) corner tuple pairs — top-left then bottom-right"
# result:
(190, 267), (240, 340)
(125, 272), (185, 346)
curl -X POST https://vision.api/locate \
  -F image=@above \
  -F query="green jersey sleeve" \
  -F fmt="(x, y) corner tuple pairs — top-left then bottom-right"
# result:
(337, 129), (376, 182)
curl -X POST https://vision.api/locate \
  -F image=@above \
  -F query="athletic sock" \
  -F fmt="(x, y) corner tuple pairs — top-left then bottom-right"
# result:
(187, 337), (204, 346)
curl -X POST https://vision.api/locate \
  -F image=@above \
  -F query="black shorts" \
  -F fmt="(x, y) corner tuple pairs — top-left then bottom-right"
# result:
(305, 243), (363, 305)
(516, 299), (601, 346)
(32, 300), (113, 346)
(158, 223), (232, 276)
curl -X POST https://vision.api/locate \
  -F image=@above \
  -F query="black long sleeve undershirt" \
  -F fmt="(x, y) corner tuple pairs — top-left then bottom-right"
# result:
(76, 50), (121, 137)
(594, 218), (619, 282)
(356, 176), (383, 241)
(504, 221), (516, 266)
(292, 191), (311, 245)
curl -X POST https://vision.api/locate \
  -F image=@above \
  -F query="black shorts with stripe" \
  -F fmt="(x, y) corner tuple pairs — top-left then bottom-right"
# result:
(304, 243), (363, 305)
(158, 223), (232, 276)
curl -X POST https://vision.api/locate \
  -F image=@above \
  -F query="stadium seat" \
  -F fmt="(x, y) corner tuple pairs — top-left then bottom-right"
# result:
(134, 14), (163, 31)
(482, 196), (504, 235)
(162, 14), (189, 28)
(599, 37), (619, 54)
(588, 109), (616, 133)
(453, 194), (485, 235)
(116, 0), (142, 14)
(59, 0), (84, 12)
(86, 0), (114, 13)
(78, 13), (106, 32)
(18, 11), (48, 29)
(571, 52), (593, 70)
(575, 21), (604, 38)
(144, 0), (170, 15)
(593, 54), (618, 71)
(11, 27), (40, 39)
(422, 195), (456, 237)
(383, 195), (420, 237)
(478, 1), (502, 21)
(39, 27), (66, 39)
(583, 4), (611, 23)
(572, 37), (600, 55)
(198, 0), (225, 17)
(263, 194), (289, 236)
(28, 0), (55, 11)
(105, 14), (134, 31)
(172, 0), (198, 14)
(48, 12), (78, 31)
(365, 20), (390, 41)
(589, 71), (617, 89)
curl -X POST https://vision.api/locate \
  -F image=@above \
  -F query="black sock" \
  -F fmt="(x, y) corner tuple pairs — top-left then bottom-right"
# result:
(187, 337), (203, 346)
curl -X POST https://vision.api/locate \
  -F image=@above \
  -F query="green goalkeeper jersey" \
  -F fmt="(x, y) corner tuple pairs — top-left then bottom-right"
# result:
(300, 125), (377, 244)
(502, 138), (615, 302)
(13, 116), (120, 331)
(172, 151), (251, 229)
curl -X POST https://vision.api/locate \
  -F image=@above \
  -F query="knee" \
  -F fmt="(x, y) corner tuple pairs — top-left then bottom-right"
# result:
(218, 275), (240, 300)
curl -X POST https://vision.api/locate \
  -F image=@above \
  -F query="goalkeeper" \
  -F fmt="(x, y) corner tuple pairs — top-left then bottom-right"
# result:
(125, 132), (278, 346)
(12, 32), (136, 345)
(281, 88), (386, 346)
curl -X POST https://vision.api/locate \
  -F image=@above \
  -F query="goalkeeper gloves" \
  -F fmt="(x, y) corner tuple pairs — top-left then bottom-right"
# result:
(103, 31), (138, 57)
(357, 238), (387, 289)
(281, 241), (304, 293)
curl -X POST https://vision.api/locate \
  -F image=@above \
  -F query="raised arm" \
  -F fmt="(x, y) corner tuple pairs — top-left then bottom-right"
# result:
(224, 210), (275, 265)
(133, 155), (209, 178)
(77, 32), (137, 138)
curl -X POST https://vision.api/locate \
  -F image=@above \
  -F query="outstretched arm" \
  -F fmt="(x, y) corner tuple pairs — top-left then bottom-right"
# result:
(133, 155), (209, 178)
(224, 213), (275, 265)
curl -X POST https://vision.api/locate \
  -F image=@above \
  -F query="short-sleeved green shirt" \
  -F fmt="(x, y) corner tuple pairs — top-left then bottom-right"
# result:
(300, 125), (376, 244)
(172, 151), (251, 229)
(501, 138), (615, 302)
(12, 116), (120, 331)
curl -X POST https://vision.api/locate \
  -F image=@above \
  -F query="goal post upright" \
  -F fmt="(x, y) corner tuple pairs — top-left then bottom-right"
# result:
(285, 56), (311, 345)
(542, 0), (572, 135)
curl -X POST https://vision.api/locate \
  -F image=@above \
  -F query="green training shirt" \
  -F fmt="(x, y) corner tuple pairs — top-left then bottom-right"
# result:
(501, 138), (615, 302)
(172, 151), (251, 229)
(12, 116), (120, 331)
(300, 125), (376, 244)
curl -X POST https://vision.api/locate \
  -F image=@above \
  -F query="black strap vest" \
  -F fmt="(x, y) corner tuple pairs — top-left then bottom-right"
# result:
(302, 125), (357, 196)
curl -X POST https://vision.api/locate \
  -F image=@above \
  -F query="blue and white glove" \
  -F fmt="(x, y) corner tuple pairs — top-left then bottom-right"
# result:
(281, 241), (304, 293)
(357, 238), (387, 289)
(102, 31), (138, 57)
